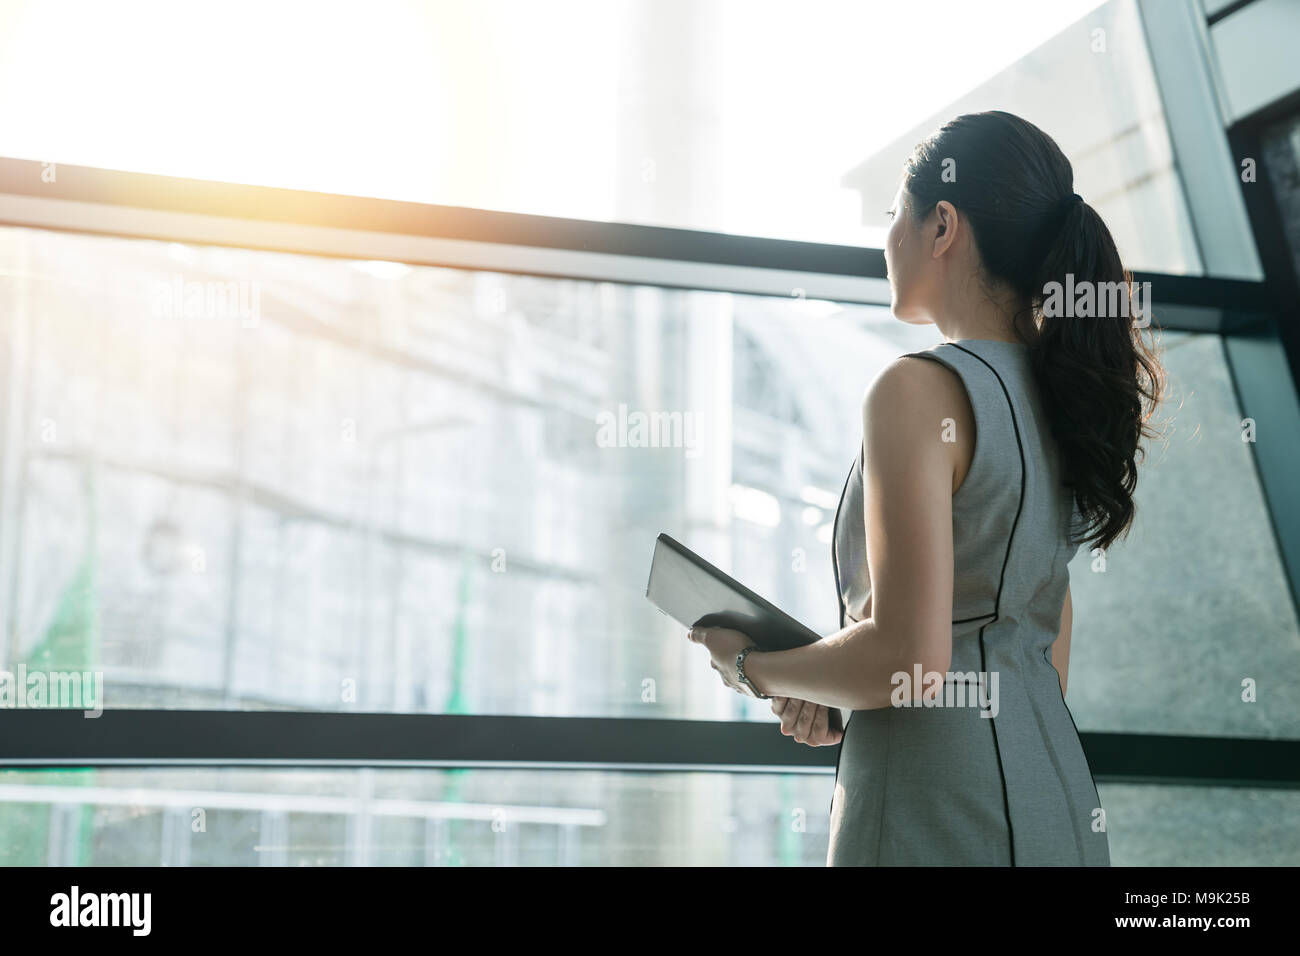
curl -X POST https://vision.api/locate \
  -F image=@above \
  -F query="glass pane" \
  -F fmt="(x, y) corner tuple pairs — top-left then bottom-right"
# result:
(3, 227), (1297, 733)
(0, 225), (935, 715)
(0, 0), (1197, 261)
(1065, 331), (1300, 738)
(1097, 782), (1300, 866)
(3, 769), (1291, 866)
(841, 0), (1202, 273)
(1260, 109), (1300, 287)
(0, 767), (836, 866)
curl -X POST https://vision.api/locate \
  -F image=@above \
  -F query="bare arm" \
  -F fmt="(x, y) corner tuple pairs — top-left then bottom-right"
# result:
(1051, 584), (1072, 697)
(745, 357), (961, 711)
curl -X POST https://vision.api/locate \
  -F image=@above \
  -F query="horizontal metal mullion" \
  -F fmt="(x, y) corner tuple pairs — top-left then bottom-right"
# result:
(0, 711), (836, 772)
(0, 158), (882, 277)
(1082, 730), (1300, 789)
(0, 192), (895, 309)
(1, 711), (1298, 788)
(0, 157), (1274, 325)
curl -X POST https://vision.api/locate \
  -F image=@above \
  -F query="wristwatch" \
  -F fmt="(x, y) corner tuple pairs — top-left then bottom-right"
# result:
(735, 645), (770, 699)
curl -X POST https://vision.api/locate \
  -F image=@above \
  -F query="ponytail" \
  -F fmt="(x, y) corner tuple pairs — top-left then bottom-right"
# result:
(1028, 196), (1165, 552)
(903, 110), (1165, 552)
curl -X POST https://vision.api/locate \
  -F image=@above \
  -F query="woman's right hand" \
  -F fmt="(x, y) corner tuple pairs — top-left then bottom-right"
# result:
(771, 696), (844, 746)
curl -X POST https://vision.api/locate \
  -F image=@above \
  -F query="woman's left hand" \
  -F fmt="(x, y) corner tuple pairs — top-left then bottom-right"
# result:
(688, 626), (763, 697)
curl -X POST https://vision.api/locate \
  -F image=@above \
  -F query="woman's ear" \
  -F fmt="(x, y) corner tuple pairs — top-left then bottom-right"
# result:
(931, 200), (959, 259)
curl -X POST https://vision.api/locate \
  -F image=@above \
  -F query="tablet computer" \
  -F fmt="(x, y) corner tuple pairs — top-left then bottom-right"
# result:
(646, 532), (843, 730)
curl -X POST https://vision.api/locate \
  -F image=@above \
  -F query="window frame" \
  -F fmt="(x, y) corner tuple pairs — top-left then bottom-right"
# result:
(0, 156), (1295, 792)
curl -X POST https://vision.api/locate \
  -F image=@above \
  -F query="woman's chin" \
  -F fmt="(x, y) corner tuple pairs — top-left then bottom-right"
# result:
(891, 303), (929, 325)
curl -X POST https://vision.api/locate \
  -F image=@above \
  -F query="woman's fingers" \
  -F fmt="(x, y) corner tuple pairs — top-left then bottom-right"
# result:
(821, 708), (845, 746)
(777, 698), (799, 736)
(773, 698), (846, 747)
(785, 700), (820, 744)
(794, 700), (816, 742)
(811, 704), (829, 745)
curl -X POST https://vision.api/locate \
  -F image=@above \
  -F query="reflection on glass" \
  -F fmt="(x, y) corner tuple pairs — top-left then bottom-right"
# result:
(1097, 782), (1300, 866)
(3, 226), (1294, 734)
(0, 0), (1179, 258)
(0, 768), (835, 866)
(1065, 332), (1300, 739)
(842, 0), (1202, 273)
(0, 226), (935, 717)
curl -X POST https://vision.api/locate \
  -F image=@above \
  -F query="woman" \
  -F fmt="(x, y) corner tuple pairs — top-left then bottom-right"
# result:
(688, 111), (1164, 866)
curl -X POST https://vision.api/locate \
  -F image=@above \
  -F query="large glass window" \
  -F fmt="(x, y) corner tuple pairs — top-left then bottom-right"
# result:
(840, 0), (1203, 274)
(0, 0), (1295, 874)
(0, 0), (1197, 270)
(1065, 331), (1300, 739)
(0, 225), (934, 718)
(2, 226), (1295, 735)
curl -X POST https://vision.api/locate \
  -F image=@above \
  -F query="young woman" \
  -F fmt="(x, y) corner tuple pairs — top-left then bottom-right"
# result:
(688, 111), (1164, 866)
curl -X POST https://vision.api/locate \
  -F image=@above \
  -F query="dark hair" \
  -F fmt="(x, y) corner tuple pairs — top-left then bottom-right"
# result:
(902, 110), (1165, 552)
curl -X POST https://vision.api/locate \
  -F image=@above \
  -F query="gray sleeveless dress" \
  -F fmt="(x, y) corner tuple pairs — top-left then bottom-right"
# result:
(826, 339), (1110, 866)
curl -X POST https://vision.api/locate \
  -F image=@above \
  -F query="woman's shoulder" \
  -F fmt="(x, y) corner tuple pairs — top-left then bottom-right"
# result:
(861, 348), (971, 423)
(860, 351), (976, 488)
